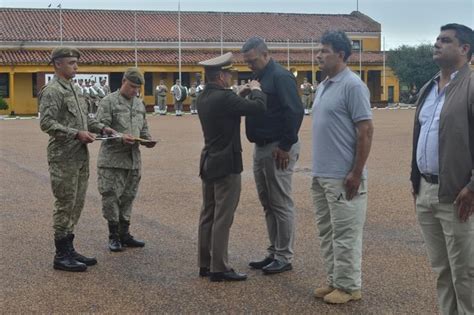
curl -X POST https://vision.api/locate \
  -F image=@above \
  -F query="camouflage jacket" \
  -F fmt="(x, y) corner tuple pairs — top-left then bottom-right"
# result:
(301, 83), (312, 95)
(189, 87), (197, 99)
(96, 91), (151, 170)
(39, 76), (104, 162)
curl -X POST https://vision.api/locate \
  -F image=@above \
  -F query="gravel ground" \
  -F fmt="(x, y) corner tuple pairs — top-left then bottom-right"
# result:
(0, 109), (438, 314)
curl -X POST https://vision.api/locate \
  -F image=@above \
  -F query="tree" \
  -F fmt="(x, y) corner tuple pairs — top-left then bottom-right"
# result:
(0, 96), (8, 111)
(387, 44), (439, 101)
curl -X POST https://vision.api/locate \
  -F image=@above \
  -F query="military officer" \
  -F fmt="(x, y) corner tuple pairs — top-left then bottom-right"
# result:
(39, 46), (115, 272)
(197, 52), (266, 282)
(96, 68), (156, 252)
(300, 77), (313, 115)
(155, 80), (168, 115)
(189, 82), (198, 114)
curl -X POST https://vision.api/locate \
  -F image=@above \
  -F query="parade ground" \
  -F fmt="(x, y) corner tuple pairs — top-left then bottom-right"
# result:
(0, 109), (438, 314)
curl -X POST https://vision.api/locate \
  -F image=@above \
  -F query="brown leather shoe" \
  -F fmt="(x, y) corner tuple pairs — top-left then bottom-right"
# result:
(323, 289), (362, 304)
(314, 286), (335, 298)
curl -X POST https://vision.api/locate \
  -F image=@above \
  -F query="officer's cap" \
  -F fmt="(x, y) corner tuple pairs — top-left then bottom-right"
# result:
(123, 67), (145, 85)
(50, 46), (81, 62)
(198, 52), (236, 71)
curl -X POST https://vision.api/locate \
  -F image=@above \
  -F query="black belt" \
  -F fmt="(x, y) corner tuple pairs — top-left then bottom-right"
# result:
(256, 138), (279, 147)
(421, 174), (438, 184)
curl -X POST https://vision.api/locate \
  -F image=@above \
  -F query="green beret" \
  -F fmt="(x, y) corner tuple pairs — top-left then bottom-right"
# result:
(123, 67), (145, 85)
(50, 46), (81, 61)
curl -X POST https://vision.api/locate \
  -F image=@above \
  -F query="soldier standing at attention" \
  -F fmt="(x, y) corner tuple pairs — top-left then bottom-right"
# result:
(231, 79), (239, 94)
(96, 68), (156, 252)
(300, 77), (313, 115)
(189, 82), (198, 114)
(100, 79), (110, 95)
(171, 79), (186, 116)
(155, 79), (168, 115)
(39, 47), (115, 272)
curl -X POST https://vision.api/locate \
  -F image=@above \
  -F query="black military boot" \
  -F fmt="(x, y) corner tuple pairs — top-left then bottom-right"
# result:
(53, 237), (87, 272)
(66, 234), (97, 266)
(119, 220), (145, 247)
(108, 222), (123, 252)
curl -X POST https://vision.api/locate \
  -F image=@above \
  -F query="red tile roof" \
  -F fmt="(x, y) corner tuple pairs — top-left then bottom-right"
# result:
(1, 8), (380, 43)
(0, 49), (385, 66)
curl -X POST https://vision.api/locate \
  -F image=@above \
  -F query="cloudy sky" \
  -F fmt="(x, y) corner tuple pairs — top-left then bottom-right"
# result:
(1, 0), (473, 49)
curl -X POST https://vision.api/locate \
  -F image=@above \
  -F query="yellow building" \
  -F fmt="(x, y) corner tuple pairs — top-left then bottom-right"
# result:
(0, 8), (398, 115)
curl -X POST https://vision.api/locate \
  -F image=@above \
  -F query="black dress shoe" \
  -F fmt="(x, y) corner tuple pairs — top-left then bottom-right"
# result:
(262, 260), (292, 274)
(199, 267), (210, 277)
(249, 256), (274, 269)
(210, 269), (248, 282)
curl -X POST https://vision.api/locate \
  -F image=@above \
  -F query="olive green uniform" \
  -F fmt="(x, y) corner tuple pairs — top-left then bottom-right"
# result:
(96, 91), (151, 223)
(39, 75), (104, 240)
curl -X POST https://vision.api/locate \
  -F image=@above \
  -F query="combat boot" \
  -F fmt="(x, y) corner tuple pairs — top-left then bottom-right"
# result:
(66, 234), (97, 266)
(53, 237), (87, 272)
(108, 222), (123, 252)
(119, 220), (145, 247)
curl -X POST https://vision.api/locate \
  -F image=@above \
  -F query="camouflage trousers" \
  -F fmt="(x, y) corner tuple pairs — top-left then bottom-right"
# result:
(190, 98), (197, 111)
(97, 167), (141, 223)
(48, 160), (89, 240)
(174, 101), (183, 112)
(301, 94), (312, 110)
(157, 96), (167, 112)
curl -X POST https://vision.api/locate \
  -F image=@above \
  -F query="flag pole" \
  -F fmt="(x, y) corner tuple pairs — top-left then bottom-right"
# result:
(178, 0), (182, 82)
(134, 11), (138, 67)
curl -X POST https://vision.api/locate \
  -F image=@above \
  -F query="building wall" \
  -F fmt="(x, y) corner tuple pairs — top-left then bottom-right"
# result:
(0, 62), (399, 114)
(350, 36), (381, 51)
(14, 73), (37, 114)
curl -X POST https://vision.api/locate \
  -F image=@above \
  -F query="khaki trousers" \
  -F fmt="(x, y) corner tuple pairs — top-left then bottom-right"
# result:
(416, 178), (474, 315)
(198, 174), (241, 273)
(311, 177), (367, 292)
(253, 141), (300, 263)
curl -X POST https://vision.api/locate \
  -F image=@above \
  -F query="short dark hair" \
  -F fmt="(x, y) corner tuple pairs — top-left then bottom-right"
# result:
(241, 36), (268, 54)
(205, 68), (222, 83)
(320, 30), (352, 62)
(440, 23), (474, 60)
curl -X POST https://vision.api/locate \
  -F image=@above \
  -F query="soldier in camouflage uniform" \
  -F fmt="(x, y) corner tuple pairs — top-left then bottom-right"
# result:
(155, 80), (168, 115)
(231, 79), (239, 94)
(100, 79), (111, 95)
(96, 68), (156, 252)
(39, 47), (115, 272)
(189, 82), (198, 114)
(300, 77), (313, 115)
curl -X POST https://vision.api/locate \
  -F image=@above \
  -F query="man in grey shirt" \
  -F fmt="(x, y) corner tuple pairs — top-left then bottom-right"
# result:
(311, 31), (374, 304)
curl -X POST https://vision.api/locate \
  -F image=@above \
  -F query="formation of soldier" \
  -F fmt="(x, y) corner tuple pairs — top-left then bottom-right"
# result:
(74, 78), (111, 115)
